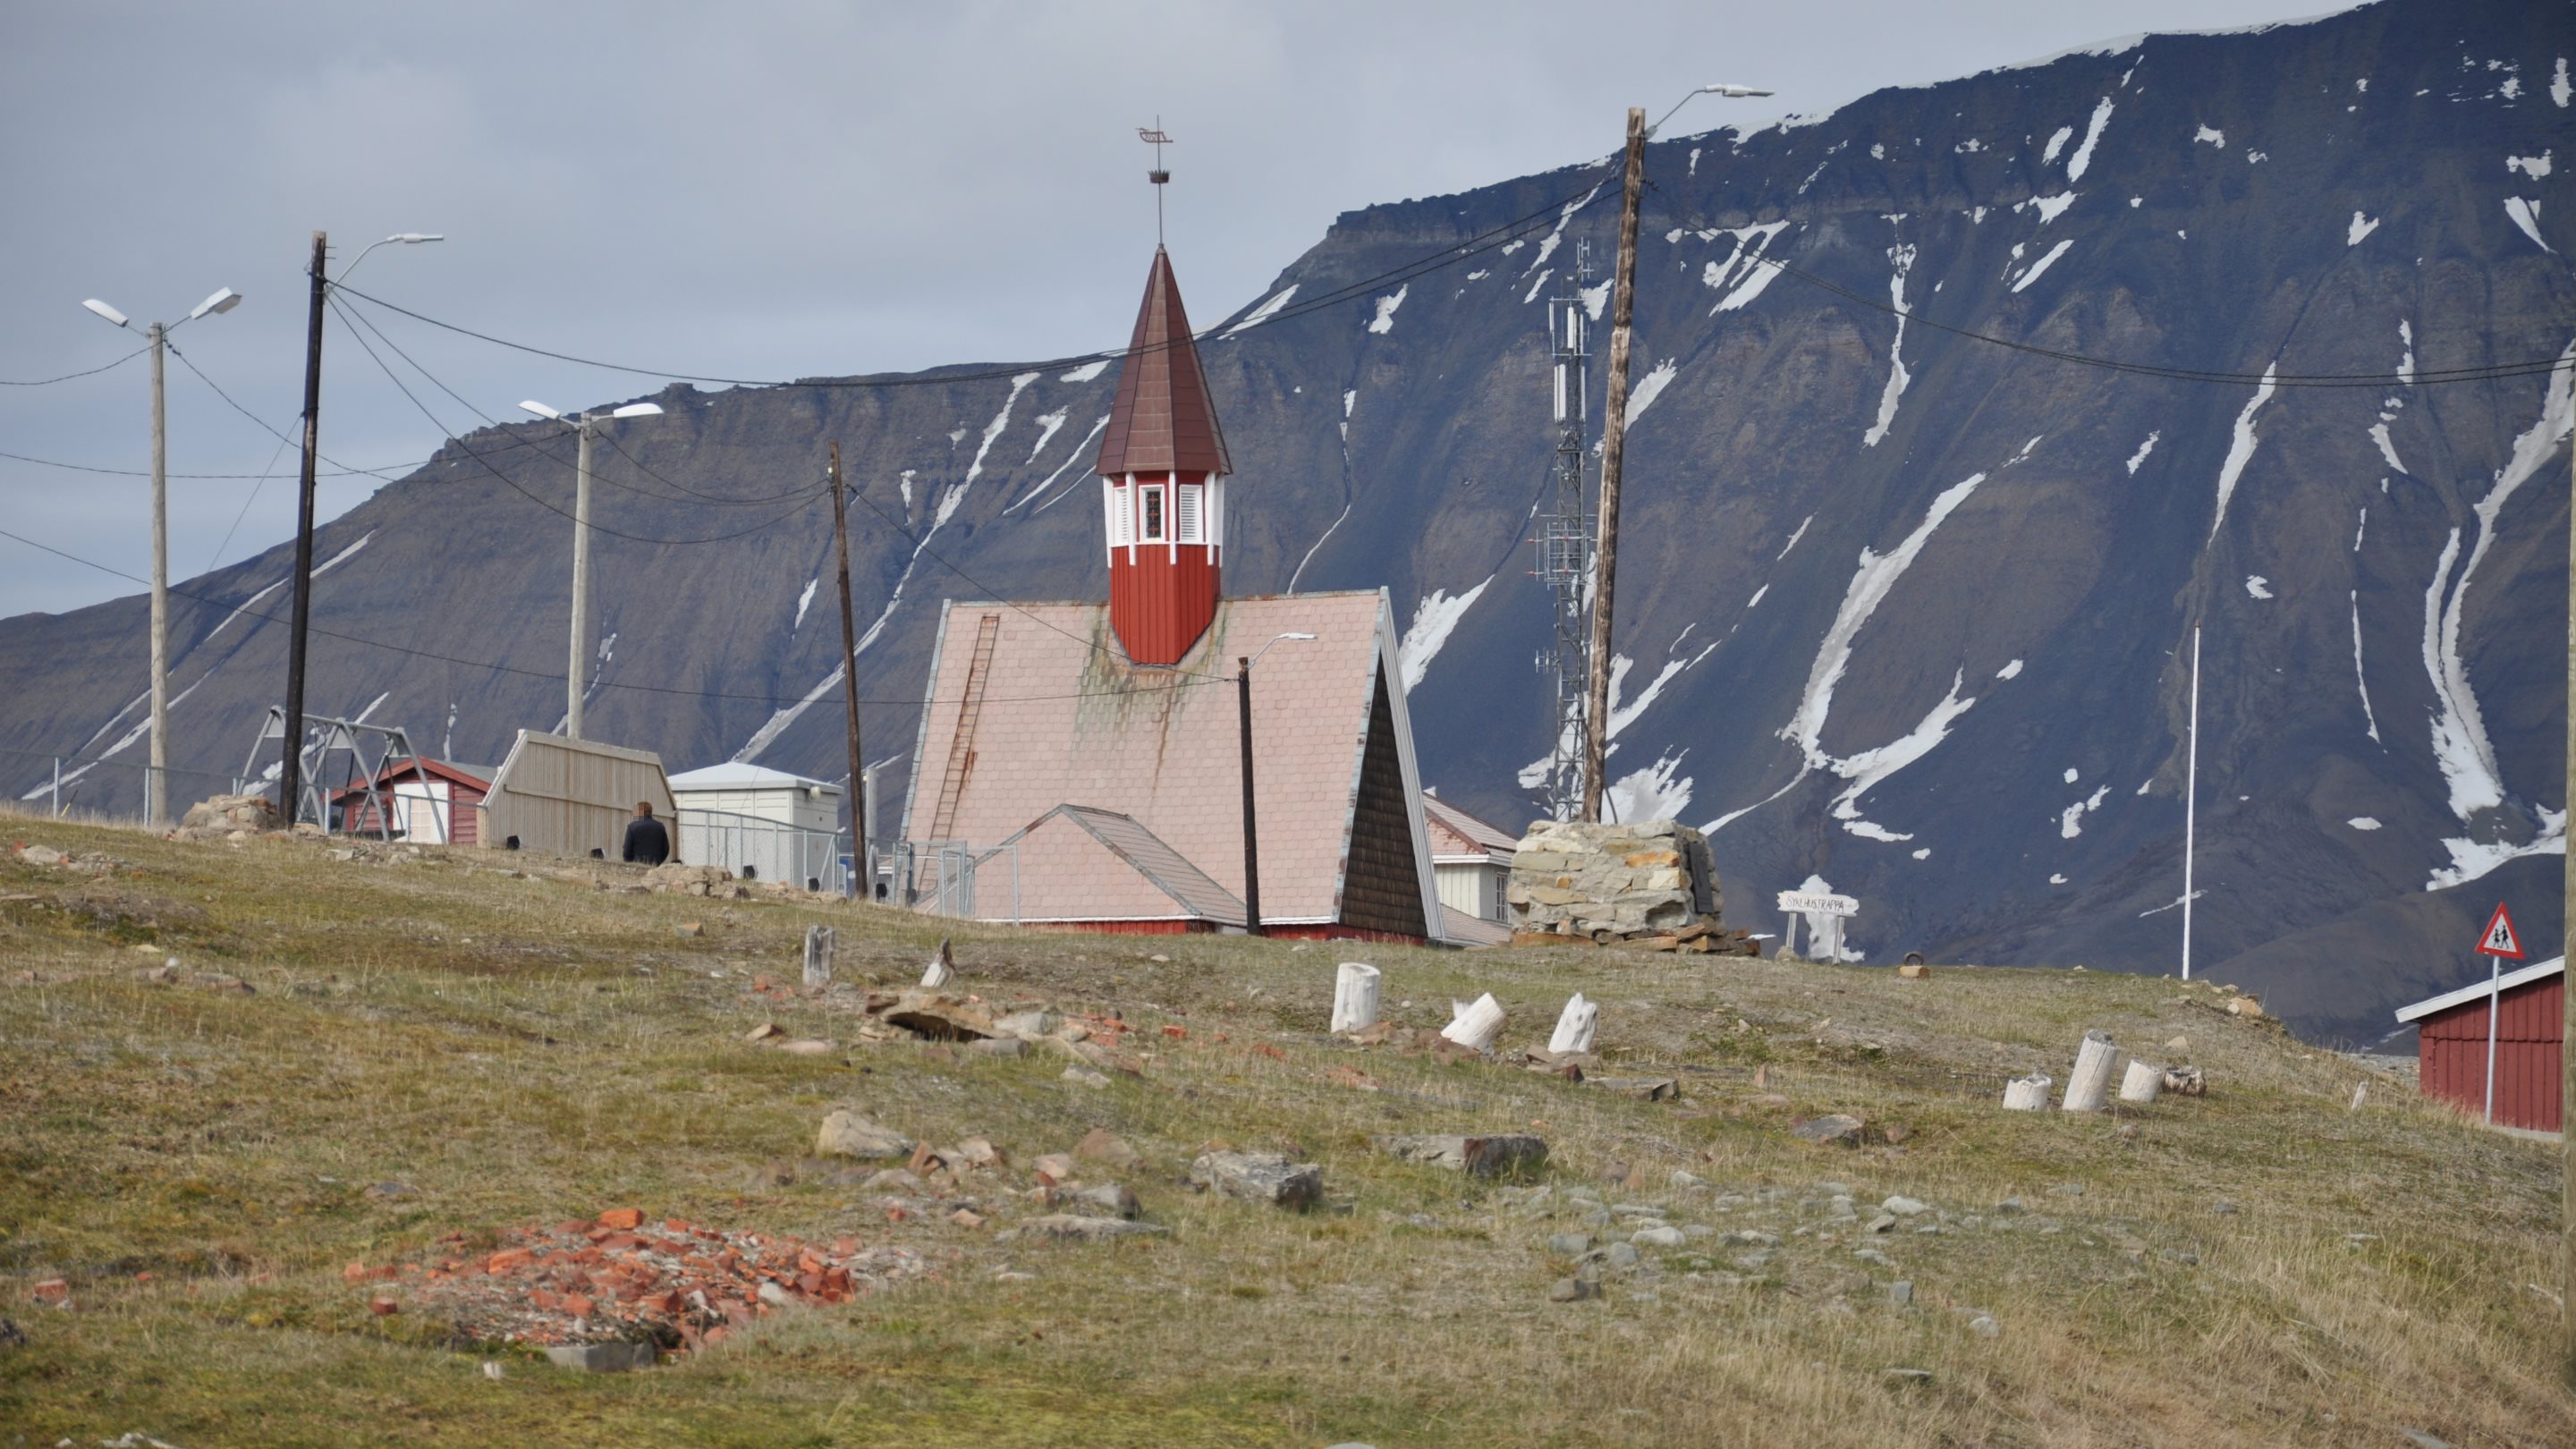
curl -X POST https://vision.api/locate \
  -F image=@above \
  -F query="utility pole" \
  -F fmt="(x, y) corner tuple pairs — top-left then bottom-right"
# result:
(1238, 656), (1264, 936)
(2560, 358), (2574, 1388)
(1580, 106), (1649, 824)
(566, 418), (596, 739)
(279, 231), (328, 826)
(147, 321), (168, 827)
(828, 443), (867, 901)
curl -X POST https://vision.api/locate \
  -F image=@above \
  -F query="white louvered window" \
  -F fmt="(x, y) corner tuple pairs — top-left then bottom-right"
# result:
(1175, 483), (1204, 543)
(1104, 480), (1131, 547)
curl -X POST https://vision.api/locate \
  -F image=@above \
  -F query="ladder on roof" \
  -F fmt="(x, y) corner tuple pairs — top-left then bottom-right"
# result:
(928, 613), (1001, 844)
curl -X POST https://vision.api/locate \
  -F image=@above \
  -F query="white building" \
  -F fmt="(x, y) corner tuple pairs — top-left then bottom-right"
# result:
(1422, 791), (1519, 947)
(667, 762), (845, 891)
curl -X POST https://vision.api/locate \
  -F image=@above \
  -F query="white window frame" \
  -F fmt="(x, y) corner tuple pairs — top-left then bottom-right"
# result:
(1139, 482), (1167, 545)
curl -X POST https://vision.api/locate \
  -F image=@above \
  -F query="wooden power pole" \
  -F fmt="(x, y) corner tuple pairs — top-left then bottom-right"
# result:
(278, 230), (327, 826)
(2562, 360), (2574, 1387)
(828, 442), (867, 900)
(1580, 106), (1649, 824)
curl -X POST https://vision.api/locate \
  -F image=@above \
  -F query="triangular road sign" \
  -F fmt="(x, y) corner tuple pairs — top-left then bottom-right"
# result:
(2476, 901), (2524, 959)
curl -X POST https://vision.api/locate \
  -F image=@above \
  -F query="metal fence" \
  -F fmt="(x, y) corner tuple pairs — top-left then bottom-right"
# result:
(888, 838), (1021, 925)
(676, 806), (851, 896)
(3, 747), (255, 826)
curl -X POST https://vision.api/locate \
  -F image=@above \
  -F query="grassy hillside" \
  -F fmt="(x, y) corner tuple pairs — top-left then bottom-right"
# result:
(0, 814), (2563, 1448)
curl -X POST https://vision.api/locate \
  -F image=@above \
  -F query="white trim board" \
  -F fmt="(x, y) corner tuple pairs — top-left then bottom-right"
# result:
(2394, 956), (2564, 1024)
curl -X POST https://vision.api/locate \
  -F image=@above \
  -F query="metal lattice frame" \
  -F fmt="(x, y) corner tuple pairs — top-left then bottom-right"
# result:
(241, 707), (420, 836)
(1535, 239), (1596, 822)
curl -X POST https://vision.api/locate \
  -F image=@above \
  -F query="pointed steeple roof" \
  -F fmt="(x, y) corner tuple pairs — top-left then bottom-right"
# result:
(1096, 247), (1232, 477)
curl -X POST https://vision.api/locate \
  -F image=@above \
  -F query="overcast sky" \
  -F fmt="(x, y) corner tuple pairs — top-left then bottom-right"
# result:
(0, 0), (2346, 621)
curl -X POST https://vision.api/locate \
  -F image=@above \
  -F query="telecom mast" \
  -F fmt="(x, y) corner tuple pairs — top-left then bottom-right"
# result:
(1534, 240), (1595, 821)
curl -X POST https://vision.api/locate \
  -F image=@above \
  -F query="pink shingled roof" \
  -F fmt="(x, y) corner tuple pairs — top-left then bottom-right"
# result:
(900, 590), (1434, 931)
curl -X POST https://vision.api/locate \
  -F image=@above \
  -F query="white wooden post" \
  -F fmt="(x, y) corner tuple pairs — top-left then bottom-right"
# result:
(1440, 993), (1505, 1051)
(1782, 913), (1801, 959)
(1548, 991), (1598, 1054)
(920, 936), (955, 988)
(802, 925), (835, 990)
(2002, 1074), (2052, 1111)
(1330, 962), (1382, 1034)
(2484, 954), (2501, 1123)
(2118, 1059), (2163, 1104)
(2063, 1030), (2119, 1113)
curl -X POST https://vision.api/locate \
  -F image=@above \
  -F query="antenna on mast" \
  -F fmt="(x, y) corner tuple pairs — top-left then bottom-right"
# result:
(1139, 119), (1173, 244)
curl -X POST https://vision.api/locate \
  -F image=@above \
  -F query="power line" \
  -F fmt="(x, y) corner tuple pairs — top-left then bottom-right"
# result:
(0, 346), (148, 386)
(325, 293), (829, 547)
(0, 443), (531, 480)
(0, 522), (1230, 712)
(320, 170), (1616, 392)
(1645, 177), (2575, 388)
(330, 295), (820, 509)
(162, 341), (412, 480)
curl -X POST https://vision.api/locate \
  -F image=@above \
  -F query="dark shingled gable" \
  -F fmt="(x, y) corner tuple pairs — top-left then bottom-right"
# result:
(1095, 247), (1233, 477)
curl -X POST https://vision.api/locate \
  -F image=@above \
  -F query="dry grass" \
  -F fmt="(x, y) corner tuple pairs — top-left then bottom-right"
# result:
(0, 810), (2565, 1447)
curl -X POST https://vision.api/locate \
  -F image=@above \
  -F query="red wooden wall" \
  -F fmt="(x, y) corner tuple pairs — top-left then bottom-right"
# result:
(1108, 541), (1220, 665)
(2419, 972), (2563, 1131)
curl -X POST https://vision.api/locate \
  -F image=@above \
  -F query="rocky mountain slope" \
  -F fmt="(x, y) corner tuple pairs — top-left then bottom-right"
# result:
(4, 0), (2569, 1044)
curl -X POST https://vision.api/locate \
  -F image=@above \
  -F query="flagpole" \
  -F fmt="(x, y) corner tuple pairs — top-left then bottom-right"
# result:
(2182, 624), (2200, 979)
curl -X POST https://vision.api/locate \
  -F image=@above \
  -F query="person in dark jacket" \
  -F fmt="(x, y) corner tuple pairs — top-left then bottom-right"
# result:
(622, 801), (671, 866)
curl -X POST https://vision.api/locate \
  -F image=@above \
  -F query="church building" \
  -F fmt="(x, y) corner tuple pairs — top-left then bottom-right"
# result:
(897, 245), (1445, 944)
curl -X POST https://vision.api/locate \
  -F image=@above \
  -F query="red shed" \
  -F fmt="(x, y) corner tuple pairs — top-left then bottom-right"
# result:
(2394, 955), (2563, 1131)
(328, 758), (492, 846)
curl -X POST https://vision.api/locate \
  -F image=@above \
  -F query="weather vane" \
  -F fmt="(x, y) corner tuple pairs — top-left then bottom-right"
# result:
(1139, 119), (1173, 242)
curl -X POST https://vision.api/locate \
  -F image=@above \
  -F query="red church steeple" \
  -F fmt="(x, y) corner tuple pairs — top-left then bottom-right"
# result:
(1097, 246), (1231, 666)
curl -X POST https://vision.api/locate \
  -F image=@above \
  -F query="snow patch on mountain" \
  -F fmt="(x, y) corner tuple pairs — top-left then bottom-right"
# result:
(1863, 243), (1917, 448)
(1024, 408), (1069, 465)
(1398, 579), (1491, 692)
(1996, 658), (2023, 681)
(1831, 669), (1977, 842)
(1604, 750), (1694, 826)
(2017, 191), (2080, 225)
(1626, 360), (1680, 426)
(1012, 414), (1110, 514)
(2507, 150), (2552, 179)
(2065, 97), (2115, 181)
(2396, 319), (2416, 385)
(2124, 431), (2160, 475)
(1058, 358), (1111, 383)
(1702, 223), (1793, 311)
(2207, 364), (2278, 539)
(793, 578), (818, 631)
(2195, 124), (2226, 147)
(1224, 285), (1299, 337)
(1777, 514), (1813, 560)
(2352, 591), (2381, 746)
(2060, 784), (2110, 838)
(2011, 239), (2074, 292)
(2504, 197), (2551, 252)
(2043, 125), (2073, 165)
(2348, 211), (2380, 245)
(1367, 284), (1409, 335)
(2245, 575), (2273, 599)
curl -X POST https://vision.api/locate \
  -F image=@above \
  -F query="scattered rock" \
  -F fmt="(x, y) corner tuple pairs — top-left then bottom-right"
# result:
(2399, 1432), (2453, 1449)
(1994, 1198), (2026, 1216)
(969, 1037), (1026, 1057)
(544, 1341), (658, 1373)
(878, 988), (997, 1042)
(1792, 1114), (1866, 1146)
(14, 843), (64, 867)
(1190, 1151), (1322, 1208)
(995, 1008), (1060, 1038)
(1882, 1195), (1928, 1216)
(1547, 1233), (1594, 1257)
(1867, 1214), (1899, 1234)
(1063, 1182), (1141, 1219)
(369, 1296), (402, 1316)
(1375, 1133), (1549, 1178)
(1883, 1368), (1935, 1384)
(1061, 1067), (1111, 1089)
(2165, 1035), (2190, 1052)
(744, 1022), (783, 1042)
(1021, 1215), (1167, 1242)
(1888, 1280), (1914, 1306)
(2163, 1064), (2207, 1097)
(676, 923), (705, 937)
(1586, 1075), (1682, 1101)
(1631, 1225), (1687, 1249)
(1896, 962), (1930, 979)
(1075, 1128), (1141, 1170)
(817, 1110), (915, 1161)
(177, 792), (281, 838)
(1547, 1276), (1601, 1302)
(1968, 1315), (2000, 1337)
(775, 1038), (835, 1056)
(31, 1279), (68, 1305)
(2211, 1199), (2239, 1216)
(949, 1208), (987, 1229)
(2226, 996), (2264, 1019)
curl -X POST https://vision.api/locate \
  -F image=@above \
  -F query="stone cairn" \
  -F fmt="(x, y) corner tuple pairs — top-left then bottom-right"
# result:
(1504, 818), (1754, 954)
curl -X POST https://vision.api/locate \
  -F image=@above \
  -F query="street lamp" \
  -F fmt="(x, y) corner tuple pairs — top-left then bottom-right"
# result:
(1646, 82), (1776, 139)
(518, 399), (666, 739)
(1236, 631), (1318, 936)
(338, 233), (444, 284)
(81, 284), (244, 827)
